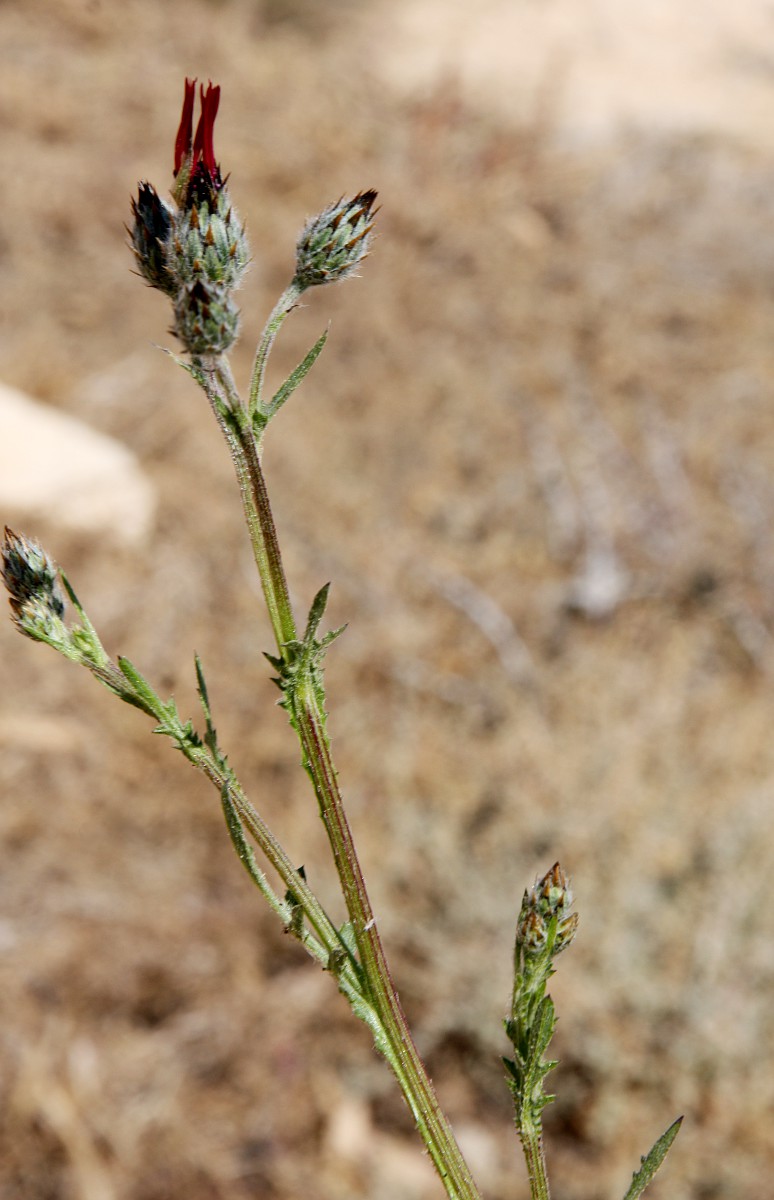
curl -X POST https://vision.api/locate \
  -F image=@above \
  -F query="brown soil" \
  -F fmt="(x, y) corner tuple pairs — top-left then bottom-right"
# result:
(2, 2), (773, 1198)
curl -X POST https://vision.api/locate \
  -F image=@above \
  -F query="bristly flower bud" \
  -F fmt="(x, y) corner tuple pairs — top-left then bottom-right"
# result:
(130, 182), (176, 295)
(293, 190), (378, 290)
(1, 528), (67, 643)
(517, 862), (578, 958)
(167, 193), (249, 292)
(173, 278), (240, 356)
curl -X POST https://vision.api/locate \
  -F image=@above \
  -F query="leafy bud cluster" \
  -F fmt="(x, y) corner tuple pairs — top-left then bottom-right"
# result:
(130, 79), (249, 356)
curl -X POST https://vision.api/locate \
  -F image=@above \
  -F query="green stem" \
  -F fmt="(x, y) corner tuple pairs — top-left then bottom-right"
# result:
(204, 360), (296, 654)
(248, 282), (303, 418)
(519, 1118), (551, 1200)
(201, 354), (483, 1200)
(293, 683), (482, 1198)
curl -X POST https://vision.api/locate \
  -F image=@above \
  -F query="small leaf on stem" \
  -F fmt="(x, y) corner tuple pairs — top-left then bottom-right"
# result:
(622, 1116), (683, 1200)
(261, 327), (329, 427)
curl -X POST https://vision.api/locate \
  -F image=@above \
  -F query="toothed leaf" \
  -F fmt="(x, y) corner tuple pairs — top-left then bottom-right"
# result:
(622, 1116), (683, 1200)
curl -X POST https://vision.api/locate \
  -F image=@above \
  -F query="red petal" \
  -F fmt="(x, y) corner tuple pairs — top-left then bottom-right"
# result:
(174, 77), (197, 176)
(192, 81), (221, 177)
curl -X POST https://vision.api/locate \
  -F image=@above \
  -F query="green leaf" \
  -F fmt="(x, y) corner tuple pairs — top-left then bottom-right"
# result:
(528, 995), (556, 1064)
(195, 653), (212, 721)
(117, 655), (164, 719)
(220, 784), (290, 921)
(319, 623), (348, 651)
(262, 328), (328, 425)
(305, 582), (331, 642)
(337, 920), (358, 959)
(622, 1116), (683, 1200)
(59, 572), (84, 615)
(59, 572), (111, 666)
(194, 653), (220, 755)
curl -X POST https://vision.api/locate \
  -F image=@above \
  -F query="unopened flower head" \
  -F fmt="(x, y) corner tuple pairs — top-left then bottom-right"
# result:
(167, 192), (249, 294)
(517, 862), (578, 957)
(130, 182), (176, 295)
(1, 528), (66, 642)
(293, 190), (378, 290)
(174, 278), (240, 357)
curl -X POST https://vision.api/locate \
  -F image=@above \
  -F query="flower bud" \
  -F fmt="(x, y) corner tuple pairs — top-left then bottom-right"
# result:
(1, 528), (66, 642)
(293, 190), (378, 290)
(130, 182), (176, 295)
(173, 277), (240, 356)
(517, 862), (578, 957)
(167, 191), (249, 292)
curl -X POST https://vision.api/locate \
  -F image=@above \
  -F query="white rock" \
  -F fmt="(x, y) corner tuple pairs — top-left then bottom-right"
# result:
(0, 382), (156, 546)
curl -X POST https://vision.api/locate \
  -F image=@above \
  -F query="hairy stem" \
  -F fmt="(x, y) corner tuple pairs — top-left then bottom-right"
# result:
(248, 282), (303, 418)
(205, 359), (296, 653)
(519, 1119), (551, 1200)
(199, 352), (483, 1200)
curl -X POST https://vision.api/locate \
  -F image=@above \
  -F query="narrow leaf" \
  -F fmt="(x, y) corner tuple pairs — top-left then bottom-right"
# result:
(265, 328), (328, 422)
(305, 583), (331, 643)
(528, 994), (556, 1064)
(59, 572), (84, 615)
(117, 656), (164, 718)
(194, 653), (219, 753)
(159, 344), (202, 381)
(59, 572), (111, 665)
(220, 784), (289, 920)
(195, 654), (212, 721)
(263, 651), (285, 673)
(319, 623), (347, 651)
(622, 1116), (683, 1200)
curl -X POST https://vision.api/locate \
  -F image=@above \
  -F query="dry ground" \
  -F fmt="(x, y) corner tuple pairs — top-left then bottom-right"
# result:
(2, 2), (774, 1198)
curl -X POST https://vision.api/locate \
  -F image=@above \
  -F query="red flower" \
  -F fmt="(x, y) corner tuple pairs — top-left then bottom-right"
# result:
(173, 77), (223, 202)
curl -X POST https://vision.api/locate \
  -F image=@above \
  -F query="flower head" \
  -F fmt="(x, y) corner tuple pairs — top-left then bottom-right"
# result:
(293, 191), (378, 290)
(1, 528), (67, 643)
(129, 181), (176, 294)
(130, 78), (249, 356)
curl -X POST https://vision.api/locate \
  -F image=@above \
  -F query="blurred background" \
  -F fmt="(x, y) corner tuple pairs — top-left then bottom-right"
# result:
(2, 1), (774, 1197)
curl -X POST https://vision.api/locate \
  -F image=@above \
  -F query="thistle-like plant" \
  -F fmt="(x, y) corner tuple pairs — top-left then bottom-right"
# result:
(3, 79), (681, 1200)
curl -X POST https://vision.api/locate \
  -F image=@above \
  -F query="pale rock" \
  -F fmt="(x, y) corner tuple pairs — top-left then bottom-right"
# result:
(0, 382), (156, 546)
